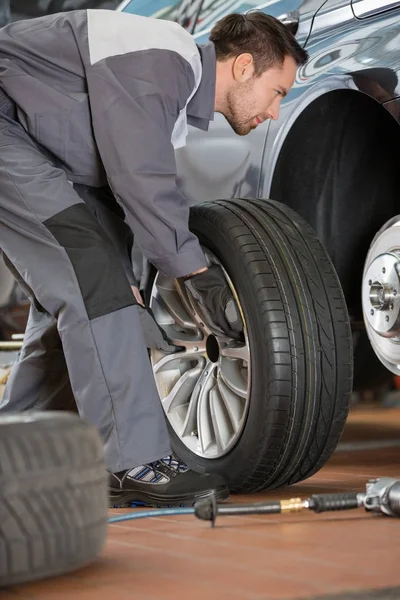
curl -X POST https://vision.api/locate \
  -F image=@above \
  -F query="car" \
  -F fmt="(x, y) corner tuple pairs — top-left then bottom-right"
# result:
(118, 0), (400, 395)
(11, 0), (120, 19)
(113, 0), (400, 489)
(119, 0), (400, 330)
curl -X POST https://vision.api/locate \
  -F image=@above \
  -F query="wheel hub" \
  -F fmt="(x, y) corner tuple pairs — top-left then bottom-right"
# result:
(362, 216), (400, 375)
(363, 253), (400, 337)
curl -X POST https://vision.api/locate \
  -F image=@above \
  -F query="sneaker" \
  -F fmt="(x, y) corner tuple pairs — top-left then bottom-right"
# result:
(109, 455), (229, 508)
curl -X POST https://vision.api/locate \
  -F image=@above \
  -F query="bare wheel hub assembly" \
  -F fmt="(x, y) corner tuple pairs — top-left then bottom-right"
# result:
(362, 217), (400, 374)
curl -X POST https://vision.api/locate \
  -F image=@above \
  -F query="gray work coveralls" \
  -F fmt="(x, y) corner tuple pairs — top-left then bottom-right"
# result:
(0, 9), (215, 472)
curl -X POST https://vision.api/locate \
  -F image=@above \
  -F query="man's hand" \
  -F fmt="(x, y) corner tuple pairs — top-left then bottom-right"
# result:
(183, 265), (243, 340)
(131, 285), (144, 306)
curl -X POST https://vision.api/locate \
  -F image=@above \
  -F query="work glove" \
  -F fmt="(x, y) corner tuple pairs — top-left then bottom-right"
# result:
(183, 265), (243, 340)
(137, 303), (183, 354)
(130, 284), (181, 354)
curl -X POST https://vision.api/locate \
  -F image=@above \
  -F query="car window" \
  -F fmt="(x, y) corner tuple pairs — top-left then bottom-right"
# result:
(193, 0), (261, 32)
(119, 0), (205, 30)
(119, 0), (181, 20)
(193, 0), (303, 42)
(120, 0), (264, 32)
(119, 0), (304, 39)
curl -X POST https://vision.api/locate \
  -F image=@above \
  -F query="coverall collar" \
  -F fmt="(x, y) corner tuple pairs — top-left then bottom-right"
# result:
(187, 42), (216, 131)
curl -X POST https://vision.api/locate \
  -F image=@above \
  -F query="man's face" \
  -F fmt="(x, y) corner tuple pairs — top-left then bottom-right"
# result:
(223, 55), (297, 136)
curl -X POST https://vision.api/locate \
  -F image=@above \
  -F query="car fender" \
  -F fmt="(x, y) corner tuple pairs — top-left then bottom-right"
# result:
(260, 0), (400, 196)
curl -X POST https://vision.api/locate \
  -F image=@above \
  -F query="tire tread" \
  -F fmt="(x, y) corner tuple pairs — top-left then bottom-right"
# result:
(185, 199), (352, 492)
(0, 413), (108, 587)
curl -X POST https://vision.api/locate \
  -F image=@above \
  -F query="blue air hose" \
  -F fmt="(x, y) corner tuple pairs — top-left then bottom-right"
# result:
(108, 478), (400, 527)
(108, 507), (195, 523)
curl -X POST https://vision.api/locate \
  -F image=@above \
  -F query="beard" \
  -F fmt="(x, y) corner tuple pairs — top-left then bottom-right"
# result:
(223, 80), (258, 136)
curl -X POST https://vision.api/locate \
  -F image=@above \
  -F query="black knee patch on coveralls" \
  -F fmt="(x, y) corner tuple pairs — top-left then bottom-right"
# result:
(44, 203), (136, 320)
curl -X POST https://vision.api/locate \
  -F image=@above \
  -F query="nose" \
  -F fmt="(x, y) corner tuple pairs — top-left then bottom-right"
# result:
(266, 97), (281, 121)
(266, 104), (280, 121)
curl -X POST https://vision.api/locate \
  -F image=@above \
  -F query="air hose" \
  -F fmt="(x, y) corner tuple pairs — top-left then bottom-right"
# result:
(108, 477), (400, 527)
(108, 507), (194, 523)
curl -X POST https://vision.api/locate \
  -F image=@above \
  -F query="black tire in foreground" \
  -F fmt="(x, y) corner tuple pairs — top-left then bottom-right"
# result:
(0, 412), (108, 587)
(163, 198), (353, 492)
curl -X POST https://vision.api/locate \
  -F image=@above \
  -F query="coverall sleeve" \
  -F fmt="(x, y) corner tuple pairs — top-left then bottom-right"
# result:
(86, 53), (208, 278)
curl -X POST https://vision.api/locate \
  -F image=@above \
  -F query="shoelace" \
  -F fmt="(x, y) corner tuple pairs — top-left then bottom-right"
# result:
(153, 455), (188, 474)
(116, 455), (189, 485)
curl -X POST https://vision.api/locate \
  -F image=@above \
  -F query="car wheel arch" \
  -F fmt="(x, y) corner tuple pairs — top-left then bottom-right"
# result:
(266, 84), (400, 392)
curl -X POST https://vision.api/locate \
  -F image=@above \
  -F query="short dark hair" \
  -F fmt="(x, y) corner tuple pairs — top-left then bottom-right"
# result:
(209, 11), (309, 76)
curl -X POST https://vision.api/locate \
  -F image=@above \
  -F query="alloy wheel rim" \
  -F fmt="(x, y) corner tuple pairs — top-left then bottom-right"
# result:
(149, 251), (251, 459)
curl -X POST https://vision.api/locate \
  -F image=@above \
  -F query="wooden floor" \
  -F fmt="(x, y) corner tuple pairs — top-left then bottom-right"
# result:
(2, 403), (400, 600)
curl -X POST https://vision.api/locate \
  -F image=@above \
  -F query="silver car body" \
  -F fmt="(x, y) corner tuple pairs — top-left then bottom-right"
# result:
(120, 0), (400, 329)
(118, 0), (400, 202)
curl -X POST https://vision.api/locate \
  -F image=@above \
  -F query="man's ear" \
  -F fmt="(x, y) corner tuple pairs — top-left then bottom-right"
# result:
(232, 53), (255, 82)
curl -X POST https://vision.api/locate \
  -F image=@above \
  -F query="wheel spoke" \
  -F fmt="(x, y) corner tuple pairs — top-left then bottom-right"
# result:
(180, 361), (213, 439)
(158, 324), (205, 350)
(152, 352), (181, 375)
(196, 363), (218, 454)
(162, 362), (205, 414)
(152, 344), (206, 374)
(219, 357), (248, 398)
(220, 343), (250, 363)
(180, 378), (202, 439)
(209, 385), (234, 453)
(174, 277), (215, 336)
(155, 275), (198, 330)
(217, 376), (245, 432)
(152, 351), (185, 374)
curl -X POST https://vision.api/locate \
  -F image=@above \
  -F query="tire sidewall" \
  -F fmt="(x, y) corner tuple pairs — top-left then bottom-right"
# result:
(149, 211), (277, 485)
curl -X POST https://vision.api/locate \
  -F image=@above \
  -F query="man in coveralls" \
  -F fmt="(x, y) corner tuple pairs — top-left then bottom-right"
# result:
(0, 8), (307, 506)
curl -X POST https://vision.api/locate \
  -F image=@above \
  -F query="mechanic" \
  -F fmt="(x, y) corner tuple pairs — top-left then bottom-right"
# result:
(0, 9), (308, 507)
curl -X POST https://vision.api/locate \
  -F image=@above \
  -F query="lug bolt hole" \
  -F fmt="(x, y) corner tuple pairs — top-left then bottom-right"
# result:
(382, 267), (386, 274)
(386, 316), (390, 322)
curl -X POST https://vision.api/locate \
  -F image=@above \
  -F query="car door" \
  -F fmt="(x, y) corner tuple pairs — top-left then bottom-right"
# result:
(351, 0), (400, 19)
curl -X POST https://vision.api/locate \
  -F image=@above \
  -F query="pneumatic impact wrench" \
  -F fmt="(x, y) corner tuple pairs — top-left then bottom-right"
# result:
(108, 477), (400, 526)
(194, 477), (400, 527)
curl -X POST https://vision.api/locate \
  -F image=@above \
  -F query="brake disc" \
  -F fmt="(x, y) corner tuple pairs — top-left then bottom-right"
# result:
(362, 216), (400, 375)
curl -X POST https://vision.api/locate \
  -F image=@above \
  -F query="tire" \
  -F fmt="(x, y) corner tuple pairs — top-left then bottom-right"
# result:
(0, 412), (108, 587)
(151, 199), (353, 493)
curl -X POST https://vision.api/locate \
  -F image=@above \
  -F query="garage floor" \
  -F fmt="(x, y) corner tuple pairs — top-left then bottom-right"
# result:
(1, 402), (399, 600)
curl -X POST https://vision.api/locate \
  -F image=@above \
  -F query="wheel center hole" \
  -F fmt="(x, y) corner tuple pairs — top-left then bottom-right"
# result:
(370, 282), (392, 311)
(206, 335), (220, 363)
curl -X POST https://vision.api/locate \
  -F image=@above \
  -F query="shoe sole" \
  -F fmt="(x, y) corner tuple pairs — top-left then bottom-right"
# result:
(109, 484), (229, 509)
